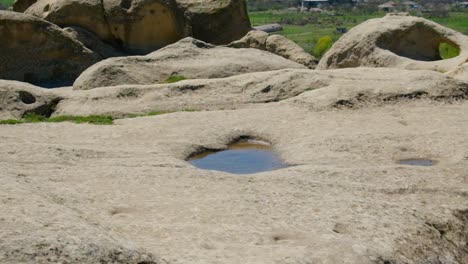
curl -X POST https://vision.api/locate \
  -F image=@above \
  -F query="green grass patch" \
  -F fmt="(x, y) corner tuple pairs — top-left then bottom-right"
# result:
(439, 42), (460, 60)
(0, 0), (14, 7)
(163, 75), (187, 84)
(0, 113), (114, 125)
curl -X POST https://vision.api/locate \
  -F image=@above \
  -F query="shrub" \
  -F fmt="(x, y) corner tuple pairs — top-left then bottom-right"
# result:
(313, 35), (334, 58)
(164, 75), (187, 84)
(439, 42), (460, 60)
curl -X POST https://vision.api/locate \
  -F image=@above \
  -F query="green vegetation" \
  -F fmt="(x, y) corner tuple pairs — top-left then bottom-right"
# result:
(0, 113), (114, 125)
(163, 75), (188, 84)
(439, 42), (461, 59)
(313, 35), (333, 58)
(0, 109), (200, 125)
(249, 10), (468, 56)
(0, 0), (14, 7)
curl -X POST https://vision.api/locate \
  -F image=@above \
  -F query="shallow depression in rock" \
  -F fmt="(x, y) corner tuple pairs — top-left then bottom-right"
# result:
(188, 139), (287, 174)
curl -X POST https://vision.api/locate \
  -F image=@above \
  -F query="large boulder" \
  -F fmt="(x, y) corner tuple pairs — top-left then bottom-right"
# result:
(317, 13), (468, 73)
(25, 0), (251, 54)
(73, 37), (306, 90)
(63, 26), (125, 58)
(228, 30), (317, 69)
(12, 0), (37, 12)
(26, 0), (114, 42)
(0, 11), (100, 87)
(176, 0), (251, 45)
(25, 0), (187, 54)
(103, 0), (188, 53)
(265, 34), (317, 69)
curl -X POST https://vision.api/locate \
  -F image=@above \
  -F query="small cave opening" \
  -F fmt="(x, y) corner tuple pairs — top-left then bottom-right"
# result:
(376, 23), (460, 61)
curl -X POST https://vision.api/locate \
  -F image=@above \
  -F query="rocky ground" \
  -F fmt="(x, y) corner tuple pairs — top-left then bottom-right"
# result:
(1, 93), (468, 264)
(1, 4), (468, 264)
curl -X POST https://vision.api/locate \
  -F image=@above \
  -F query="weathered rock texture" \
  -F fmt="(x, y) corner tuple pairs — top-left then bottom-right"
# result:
(2, 67), (465, 118)
(63, 26), (125, 58)
(103, 0), (187, 53)
(448, 62), (468, 82)
(228, 30), (317, 69)
(25, 0), (251, 54)
(0, 80), (62, 120)
(73, 38), (306, 90)
(317, 13), (468, 73)
(0, 67), (468, 263)
(12, 0), (37, 12)
(0, 177), (167, 264)
(0, 11), (100, 87)
(176, 0), (251, 45)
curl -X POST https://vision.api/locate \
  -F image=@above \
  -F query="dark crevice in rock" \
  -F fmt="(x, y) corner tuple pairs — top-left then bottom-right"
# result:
(332, 86), (468, 109)
(23, 98), (62, 118)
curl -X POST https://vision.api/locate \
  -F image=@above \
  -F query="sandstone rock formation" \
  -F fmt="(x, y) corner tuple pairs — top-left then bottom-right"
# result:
(448, 62), (468, 82)
(317, 13), (468, 73)
(265, 35), (317, 69)
(63, 26), (125, 59)
(103, 0), (187, 53)
(1, 67), (468, 263)
(0, 80), (62, 120)
(0, 177), (167, 264)
(73, 37), (306, 90)
(0, 11), (100, 87)
(12, 0), (37, 12)
(25, 0), (251, 54)
(176, 0), (251, 45)
(228, 30), (317, 69)
(25, 0), (114, 43)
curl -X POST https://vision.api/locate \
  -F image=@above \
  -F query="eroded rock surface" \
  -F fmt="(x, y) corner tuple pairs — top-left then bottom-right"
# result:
(0, 75), (467, 263)
(12, 0), (37, 12)
(73, 38), (306, 90)
(448, 62), (468, 82)
(228, 30), (317, 69)
(0, 11), (100, 87)
(0, 80), (62, 120)
(25, 0), (251, 54)
(317, 13), (468, 73)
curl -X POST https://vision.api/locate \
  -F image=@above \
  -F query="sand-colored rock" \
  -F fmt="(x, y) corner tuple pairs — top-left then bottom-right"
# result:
(317, 13), (468, 73)
(176, 0), (251, 45)
(0, 80), (63, 120)
(228, 30), (317, 69)
(25, 0), (114, 42)
(63, 26), (125, 59)
(0, 67), (468, 263)
(447, 62), (468, 82)
(265, 34), (317, 69)
(227, 30), (269, 50)
(73, 37), (306, 90)
(12, 0), (37, 12)
(0, 11), (100, 87)
(103, 0), (187, 54)
(25, 0), (251, 53)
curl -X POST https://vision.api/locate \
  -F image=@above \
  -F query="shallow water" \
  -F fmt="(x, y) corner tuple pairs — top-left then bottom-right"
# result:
(398, 158), (436, 166)
(189, 140), (287, 174)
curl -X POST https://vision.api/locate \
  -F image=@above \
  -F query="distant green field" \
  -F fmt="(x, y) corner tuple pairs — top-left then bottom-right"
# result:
(0, 0), (14, 7)
(250, 10), (468, 57)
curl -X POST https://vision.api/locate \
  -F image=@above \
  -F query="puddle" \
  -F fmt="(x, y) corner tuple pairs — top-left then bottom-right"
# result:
(188, 139), (287, 174)
(398, 158), (436, 166)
